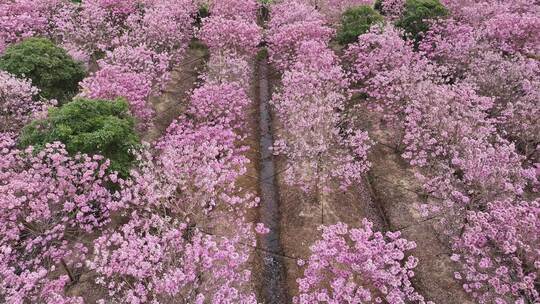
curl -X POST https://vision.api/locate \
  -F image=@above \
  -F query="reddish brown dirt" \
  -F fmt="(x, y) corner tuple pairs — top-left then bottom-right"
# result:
(362, 110), (475, 304)
(144, 42), (208, 142)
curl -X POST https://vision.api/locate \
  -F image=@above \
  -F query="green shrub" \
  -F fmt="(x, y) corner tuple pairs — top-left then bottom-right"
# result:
(0, 37), (86, 103)
(396, 0), (448, 43)
(337, 6), (384, 45)
(19, 98), (140, 177)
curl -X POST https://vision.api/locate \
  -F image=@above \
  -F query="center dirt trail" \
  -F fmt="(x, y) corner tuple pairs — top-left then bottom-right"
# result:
(254, 56), (290, 304)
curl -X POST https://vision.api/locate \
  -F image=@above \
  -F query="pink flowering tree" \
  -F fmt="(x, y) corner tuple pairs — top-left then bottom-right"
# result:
(450, 199), (540, 304)
(53, 0), (135, 62)
(119, 0), (197, 62)
(203, 51), (253, 88)
(199, 16), (262, 56)
(345, 25), (435, 140)
(0, 0), (66, 53)
(156, 119), (256, 215)
(295, 219), (430, 304)
(98, 45), (172, 91)
(89, 211), (257, 304)
(187, 82), (251, 131)
(0, 136), (120, 303)
(209, 0), (259, 21)
(417, 2), (539, 160)
(271, 40), (372, 194)
(267, 1), (334, 71)
(463, 52), (540, 161)
(0, 71), (56, 133)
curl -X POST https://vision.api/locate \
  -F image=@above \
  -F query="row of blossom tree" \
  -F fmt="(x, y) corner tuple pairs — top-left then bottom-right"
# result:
(267, 1), (433, 303)
(346, 0), (539, 303)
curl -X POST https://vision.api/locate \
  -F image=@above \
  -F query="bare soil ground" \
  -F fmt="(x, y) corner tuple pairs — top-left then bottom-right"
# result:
(144, 42), (208, 142)
(359, 110), (474, 304)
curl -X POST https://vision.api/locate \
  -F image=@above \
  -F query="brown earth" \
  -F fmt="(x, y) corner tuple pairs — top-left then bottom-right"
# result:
(144, 41), (209, 142)
(364, 111), (474, 304)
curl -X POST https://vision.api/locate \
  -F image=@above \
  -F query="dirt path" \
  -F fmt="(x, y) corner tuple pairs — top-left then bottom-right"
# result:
(255, 57), (290, 304)
(365, 114), (474, 304)
(144, 42), (208, 142)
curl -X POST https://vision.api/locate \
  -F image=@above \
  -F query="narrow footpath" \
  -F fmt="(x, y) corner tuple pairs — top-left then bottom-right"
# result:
(256, 57), (289, 304)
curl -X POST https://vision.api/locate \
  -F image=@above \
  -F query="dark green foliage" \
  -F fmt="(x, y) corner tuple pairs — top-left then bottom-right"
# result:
(0, 37), (86, 103)
(374, 0), (384, 14)
(19, 98), (141, 177)
(196, 5), (210, 26)
(257, 47), (268, 61)
(396, 0), (448, 43)
(337, 6), (384, 45)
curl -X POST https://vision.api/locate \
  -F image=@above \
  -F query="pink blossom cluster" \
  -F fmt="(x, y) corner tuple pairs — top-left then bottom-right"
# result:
(53, 0), (134, 61)
(403, 0), (539, 146)
(0, 136), (120, 303)
(439, 0), (539, 57)
(0, 71), (56, 133)
(417, 3), (540, 161)
(187, 82), (251, 131)
(270, 1), (372, 194)
(0, 0), (65, 53)
(463, 52), (540, 157)
(77, 0), (197, 127)
(267, 1), (334, 71)
(346, 25), (435, 132)
(0, 0), (46, 53)
(203, 51), (253, 88)
(209, 0), (259, 21)
(86, 1), (262, 302)
(89, 212), (256, 304)
(157, 119), (253, 212)
(451, 199), (540, 303)
(271, 41), (372, 193)
(294, 219), (431, 304)
(199, 3), (262, 56)
(118, 0), (197, 62)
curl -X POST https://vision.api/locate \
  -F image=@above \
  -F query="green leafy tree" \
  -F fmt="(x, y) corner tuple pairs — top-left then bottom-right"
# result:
(337, 6), (384, 45)
(396, 0), (448, 43)
(19, 98), (140, 177)
(0, 37), (86, 103)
